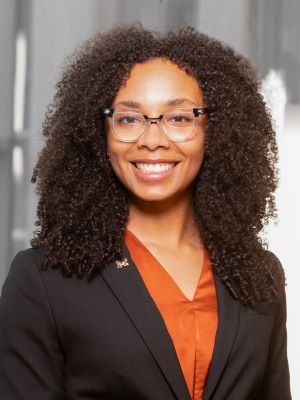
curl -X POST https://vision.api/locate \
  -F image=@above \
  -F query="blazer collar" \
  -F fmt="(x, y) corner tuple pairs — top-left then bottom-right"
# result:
(100, 242), (241, 400)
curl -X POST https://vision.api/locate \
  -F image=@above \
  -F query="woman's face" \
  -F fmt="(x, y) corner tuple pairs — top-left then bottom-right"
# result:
(106, 58), (207, 203)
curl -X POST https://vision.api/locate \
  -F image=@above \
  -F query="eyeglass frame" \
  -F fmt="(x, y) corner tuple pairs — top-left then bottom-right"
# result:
(102, 106), (211, 143)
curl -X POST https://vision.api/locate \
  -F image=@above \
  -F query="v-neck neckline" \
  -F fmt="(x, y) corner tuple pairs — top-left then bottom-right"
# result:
(124, 228), (207, 303)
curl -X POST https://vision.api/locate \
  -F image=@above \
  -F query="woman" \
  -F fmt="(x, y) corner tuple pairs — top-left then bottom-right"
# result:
(0, 25), (291, 399)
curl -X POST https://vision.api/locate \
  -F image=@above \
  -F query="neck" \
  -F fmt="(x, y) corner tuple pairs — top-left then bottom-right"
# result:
(127, 191), (201, 248)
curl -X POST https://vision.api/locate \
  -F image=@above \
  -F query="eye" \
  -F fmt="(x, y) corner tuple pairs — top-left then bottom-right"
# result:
(119, 116), (139, 124)
(165, 111), (194, 126)
(114, 113), (143, 127)
(170, 115), (189, 123)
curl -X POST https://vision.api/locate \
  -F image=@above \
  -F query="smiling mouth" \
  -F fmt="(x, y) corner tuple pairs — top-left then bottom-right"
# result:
(132, 162), (179, 174)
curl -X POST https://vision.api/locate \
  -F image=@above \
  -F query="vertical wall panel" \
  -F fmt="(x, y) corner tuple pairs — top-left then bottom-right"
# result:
(197, 0), (252, 58)
(0, 0), (17, 284)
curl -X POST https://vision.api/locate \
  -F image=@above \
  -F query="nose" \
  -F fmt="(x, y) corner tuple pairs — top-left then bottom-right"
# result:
(136, 120), (170, 150)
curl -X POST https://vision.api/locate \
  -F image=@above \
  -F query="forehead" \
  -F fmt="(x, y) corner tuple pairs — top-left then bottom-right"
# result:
(113, 58), (203, 107)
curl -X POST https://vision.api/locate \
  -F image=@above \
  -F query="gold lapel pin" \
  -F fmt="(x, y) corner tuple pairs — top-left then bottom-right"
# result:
(115, 258), (129, 269)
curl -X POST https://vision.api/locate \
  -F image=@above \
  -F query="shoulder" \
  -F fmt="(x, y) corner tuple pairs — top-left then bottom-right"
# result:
(266, 250), (284, 274)
(1, 247), (56, 310)
(0, 248), (58, 331)
(246, 249), (287, 317)
(4, 247), (47, 286)
(3, 247), (108, 307)
(11, 247), (46, 267)
(266, 249), (287, 301)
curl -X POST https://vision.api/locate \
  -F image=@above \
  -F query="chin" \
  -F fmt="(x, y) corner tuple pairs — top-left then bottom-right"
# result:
(130, 187), (189, 205)
(132, 192), (171, 202)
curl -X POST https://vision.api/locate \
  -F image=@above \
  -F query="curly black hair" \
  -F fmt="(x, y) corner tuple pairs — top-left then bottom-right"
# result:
(30, 24), (286, 306)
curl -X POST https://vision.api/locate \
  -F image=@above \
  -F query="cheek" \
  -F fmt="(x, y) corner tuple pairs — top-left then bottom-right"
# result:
(107, 133), (131, 176)
(189, 152), (205, 181)
(182, 137), (205, 173)
(107, 130), (121, 160)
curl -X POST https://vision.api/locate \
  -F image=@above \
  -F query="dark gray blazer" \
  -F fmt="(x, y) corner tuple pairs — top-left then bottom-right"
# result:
(0, 244), (292, 400)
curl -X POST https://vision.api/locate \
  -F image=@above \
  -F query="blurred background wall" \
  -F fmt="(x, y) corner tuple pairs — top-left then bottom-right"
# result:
(0, 0), (299, 397)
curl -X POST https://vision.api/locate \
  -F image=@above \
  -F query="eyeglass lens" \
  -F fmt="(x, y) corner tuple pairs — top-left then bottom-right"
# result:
(112, 109), (196, 142)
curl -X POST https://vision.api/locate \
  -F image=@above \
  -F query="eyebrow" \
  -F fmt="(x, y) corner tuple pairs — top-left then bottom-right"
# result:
(114, 98), (198, 108)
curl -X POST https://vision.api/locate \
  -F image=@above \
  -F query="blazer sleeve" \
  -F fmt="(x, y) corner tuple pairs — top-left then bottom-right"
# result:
(0, 250), (65, 400)
(257, 289), (292, 400)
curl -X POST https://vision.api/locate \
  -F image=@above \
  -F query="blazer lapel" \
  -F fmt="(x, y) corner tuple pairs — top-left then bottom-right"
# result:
(100, 241), (241, 400)
(202, 273), (241, 400)
(100, 242), (192, 400)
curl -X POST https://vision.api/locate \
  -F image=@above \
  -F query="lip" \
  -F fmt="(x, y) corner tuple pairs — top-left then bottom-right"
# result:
(130, 159), (181, 164)
(130, 160), (180, 183)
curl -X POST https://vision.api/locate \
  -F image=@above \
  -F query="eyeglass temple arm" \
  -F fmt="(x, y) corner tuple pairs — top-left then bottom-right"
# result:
(193, 107), (213, 116)
(103, 108), (114, 117)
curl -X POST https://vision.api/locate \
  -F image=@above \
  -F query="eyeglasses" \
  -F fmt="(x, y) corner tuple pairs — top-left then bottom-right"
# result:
(103, 107), (210, 142)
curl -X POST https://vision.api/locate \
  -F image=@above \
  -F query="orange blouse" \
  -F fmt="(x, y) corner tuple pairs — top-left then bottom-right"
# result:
(124, 228), (218, 400)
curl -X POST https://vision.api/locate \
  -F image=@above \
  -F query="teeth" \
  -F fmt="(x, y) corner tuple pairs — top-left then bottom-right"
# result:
(135, 163), (176, 173)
